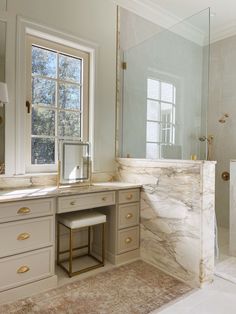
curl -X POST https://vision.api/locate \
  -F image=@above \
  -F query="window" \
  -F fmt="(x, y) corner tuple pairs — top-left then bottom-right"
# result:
(146, 78), (176, 159)
(26, 36), (89, 172)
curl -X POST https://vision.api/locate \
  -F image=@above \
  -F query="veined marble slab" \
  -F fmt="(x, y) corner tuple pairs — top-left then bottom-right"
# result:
(0, 182), (141, 203)
(117, 158), (216, 287)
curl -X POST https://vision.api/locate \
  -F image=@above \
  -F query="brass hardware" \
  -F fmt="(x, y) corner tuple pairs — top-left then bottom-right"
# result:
(17, 233), (30, 241)
(126, 213), (133, 219)
(191, 154), (197, 161)
(70, 201), (76, 206)
(219, 113), (229, 123)
(26, 100), (31, 114)
(125, 237), (132, 244)
(222, 171), (230, 181)
(17, 207), (31, 215)
(17, 266), (30, 274)
(57, 220), (106, 277)
(102, 197), (107, 201)
(126, 194), (133, 200)
(122, 62), (127, 70)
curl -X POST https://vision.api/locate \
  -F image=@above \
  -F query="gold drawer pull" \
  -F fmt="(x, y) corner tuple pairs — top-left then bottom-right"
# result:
(125, 237), (132, 244)
(70, 201), (76, 206)
(17, 207), (31, 215)
(102, 197), (107, 201)
(126, 194), (133, 200)
(126, 213), (133, 219)
(17, 233), (30, 241)
(17, 266), (30, 274)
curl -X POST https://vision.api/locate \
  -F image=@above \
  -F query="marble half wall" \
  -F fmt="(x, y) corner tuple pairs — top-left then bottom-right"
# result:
(117, 158), (216, 287)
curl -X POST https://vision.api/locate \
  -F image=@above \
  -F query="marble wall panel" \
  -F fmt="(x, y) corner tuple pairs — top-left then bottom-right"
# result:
(117, 158), (215, 287)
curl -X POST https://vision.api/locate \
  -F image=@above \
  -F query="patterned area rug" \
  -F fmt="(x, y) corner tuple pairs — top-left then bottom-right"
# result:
(0, 260), (192, 314)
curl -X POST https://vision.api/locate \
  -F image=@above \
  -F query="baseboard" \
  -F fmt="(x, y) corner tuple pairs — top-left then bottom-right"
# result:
(106, 249), (140, 265)
(0, 275), (58, 305)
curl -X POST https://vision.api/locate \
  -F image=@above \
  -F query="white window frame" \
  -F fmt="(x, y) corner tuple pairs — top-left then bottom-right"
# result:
(14, 17), (97, 175)
(146, 77), (176, 159)
(25, 35), (89, 173)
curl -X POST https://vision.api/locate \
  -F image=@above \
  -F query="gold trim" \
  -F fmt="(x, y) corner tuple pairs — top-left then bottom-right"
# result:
(17, 233), (30, 241)
(17, 207), (31, 214)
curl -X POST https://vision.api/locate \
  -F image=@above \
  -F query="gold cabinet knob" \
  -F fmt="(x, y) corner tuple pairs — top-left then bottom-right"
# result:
(125, 237), (132, 244)
(126, 213), (133, 219)
(70, 201), (76, 206)
(17, 266), (30, 274)
(102, 197), (107, 201)
(17, 233), (30, 241)
(17, 207), (31, 215)
(222, 171), (230, 181)
(126, 194), (133, 200)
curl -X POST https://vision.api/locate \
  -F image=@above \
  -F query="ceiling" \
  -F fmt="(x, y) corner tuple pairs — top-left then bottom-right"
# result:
(148, 0), (236, 42)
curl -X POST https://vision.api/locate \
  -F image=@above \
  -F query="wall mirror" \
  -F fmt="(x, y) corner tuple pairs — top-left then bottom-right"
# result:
(58, 140), (90, 185)
(0, 19), (6, 174)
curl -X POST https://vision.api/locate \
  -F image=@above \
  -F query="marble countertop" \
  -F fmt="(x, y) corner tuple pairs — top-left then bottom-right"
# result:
(0, 182), (141, 203)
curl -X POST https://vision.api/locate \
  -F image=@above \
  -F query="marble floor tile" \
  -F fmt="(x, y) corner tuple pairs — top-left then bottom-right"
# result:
(154, 276), (236, 314)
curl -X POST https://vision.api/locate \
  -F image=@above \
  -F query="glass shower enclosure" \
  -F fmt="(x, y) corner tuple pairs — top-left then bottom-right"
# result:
(118, 8), (210, 160)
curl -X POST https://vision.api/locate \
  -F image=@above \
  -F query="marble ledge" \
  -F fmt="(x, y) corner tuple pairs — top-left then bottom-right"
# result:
(117, 158), (217, 168)
(0, 182), (141, 203)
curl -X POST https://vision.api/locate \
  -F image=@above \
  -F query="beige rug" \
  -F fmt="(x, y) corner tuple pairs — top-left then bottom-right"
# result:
(0, 260), (192, 314)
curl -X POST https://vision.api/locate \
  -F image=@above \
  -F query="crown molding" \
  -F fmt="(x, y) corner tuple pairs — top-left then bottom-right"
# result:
(114, 0), (180, 29)
(211, 21), (236, 43)
(114, 0), (206, 46)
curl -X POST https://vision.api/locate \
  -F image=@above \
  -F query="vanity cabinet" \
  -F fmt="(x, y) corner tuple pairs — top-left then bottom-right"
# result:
(105, 188), (140, 264)
(0, 198), (55, 292)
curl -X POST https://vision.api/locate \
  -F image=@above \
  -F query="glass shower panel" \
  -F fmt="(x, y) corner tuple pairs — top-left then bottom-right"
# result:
(120, 8), (210, 160)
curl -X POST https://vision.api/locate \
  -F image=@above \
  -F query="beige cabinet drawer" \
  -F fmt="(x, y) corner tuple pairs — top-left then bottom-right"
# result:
(0, 217), (54, 258)
(117, 226), (139, 254)
(0, 247), (54, 292)
(118, 203), (139, 229)
(57, 191), (115, 213)
(0, 198), (55, 223)
(118, 189), (140, 204)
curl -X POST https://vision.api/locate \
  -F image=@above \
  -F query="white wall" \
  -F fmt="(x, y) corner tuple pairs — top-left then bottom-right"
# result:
(209, 34), (236, 228)
(5, 0), (117, 174)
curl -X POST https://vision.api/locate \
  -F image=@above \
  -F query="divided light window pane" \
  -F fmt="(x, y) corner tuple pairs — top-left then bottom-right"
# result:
(32, 108), (55, 136)
(59, 54), (81, 83)
(31, 138), (55, 165)
(32, 46), (57, 78)
(32, 78), (56, 106)
(146, 143), (159, 159)
(58, 111), (81, 137)
(161, 82), (173, 103)
(147, 100), (160, 121)
(59, 83), (81, 110)
(146, 121), (160, 142)
(147, 78), (160, 100)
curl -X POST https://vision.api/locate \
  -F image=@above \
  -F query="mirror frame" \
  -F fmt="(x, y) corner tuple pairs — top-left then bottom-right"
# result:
(58, 140), (91, 185)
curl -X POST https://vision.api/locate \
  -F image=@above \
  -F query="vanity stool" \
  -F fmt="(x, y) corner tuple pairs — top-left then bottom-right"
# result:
(57, 211), (106, 277)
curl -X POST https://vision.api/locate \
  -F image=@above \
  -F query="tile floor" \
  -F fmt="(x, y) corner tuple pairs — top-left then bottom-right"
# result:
(153, 227), (236, 314)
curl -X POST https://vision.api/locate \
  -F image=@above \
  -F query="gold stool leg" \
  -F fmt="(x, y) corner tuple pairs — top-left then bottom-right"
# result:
(102, 223), (105, 264)
(57, 222), (60, 265)
(88, 226), (91, 255)
(69, 228), (73, 277)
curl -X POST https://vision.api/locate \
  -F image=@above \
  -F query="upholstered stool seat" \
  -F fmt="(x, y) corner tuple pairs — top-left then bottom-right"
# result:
(57, 210), (106, 277)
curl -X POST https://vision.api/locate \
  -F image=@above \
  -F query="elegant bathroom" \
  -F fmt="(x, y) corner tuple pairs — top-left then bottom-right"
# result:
(0, 0), (236, 313)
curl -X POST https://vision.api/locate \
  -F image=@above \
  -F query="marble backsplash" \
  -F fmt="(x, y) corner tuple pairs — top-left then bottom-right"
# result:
(117, 158), (216, 287)
(0, 172), (115, 189)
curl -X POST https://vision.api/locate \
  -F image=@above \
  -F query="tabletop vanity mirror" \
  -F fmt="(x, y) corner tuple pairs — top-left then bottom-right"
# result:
(58, 140), (90, 186)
